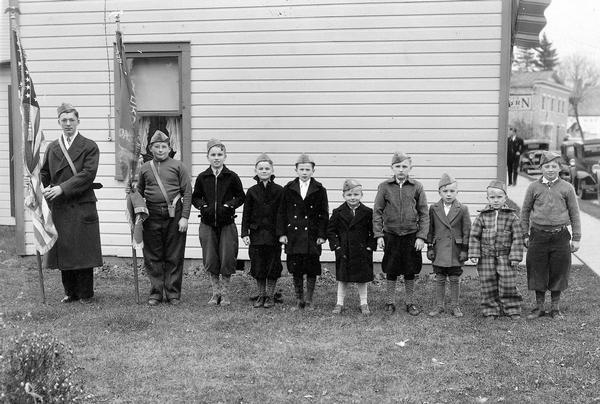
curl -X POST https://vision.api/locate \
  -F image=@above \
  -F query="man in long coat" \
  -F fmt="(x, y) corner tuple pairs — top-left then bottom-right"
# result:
(40, 103), (103, 303)
(507, 126), (524, 186)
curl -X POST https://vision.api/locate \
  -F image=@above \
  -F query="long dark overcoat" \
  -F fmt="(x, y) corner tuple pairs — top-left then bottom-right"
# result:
(276, 178), (328, 256)
(40, 133), (103, 270)
(426, 199), (471, 267)
(241, 176), (283, 246)
(327, 202), (376, 283)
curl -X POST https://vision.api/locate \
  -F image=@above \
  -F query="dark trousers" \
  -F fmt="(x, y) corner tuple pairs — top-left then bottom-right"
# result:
(143, 203), (187, 301)
(526, 227), (571, 291)
(507, 155), (520, 185)
(61, 268), (94, 299)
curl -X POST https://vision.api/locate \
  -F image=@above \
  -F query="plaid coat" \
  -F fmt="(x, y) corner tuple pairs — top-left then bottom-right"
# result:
(468, 204), (524, 262)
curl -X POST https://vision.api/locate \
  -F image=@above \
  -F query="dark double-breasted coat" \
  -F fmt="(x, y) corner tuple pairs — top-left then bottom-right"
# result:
(327, 202), (377, 283)
(241, 176), (283, 246)
(426, 199), (471, 268)
(40, 133), (103, 270)
(276, 178), (329, 256)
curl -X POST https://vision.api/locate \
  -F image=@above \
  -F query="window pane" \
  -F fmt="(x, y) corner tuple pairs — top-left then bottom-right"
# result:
(130, 57), (179, 112)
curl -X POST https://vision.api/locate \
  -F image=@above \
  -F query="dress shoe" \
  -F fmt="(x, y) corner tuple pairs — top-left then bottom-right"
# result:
(406, 304), (421, 316)
(169, 298), (181, 306)
(428, 307), (444, 317)
(148, 299), (160, 306)
(549, 309), (564, 319)
(253, 296), (265, 308)
(263, 296), (274, 308)
(79, 297), (93, 305)
(61, 296), (77, 303)
(384, 303), (396, 313)
(207, 294), (220, 305)
(360, 304), (371, 316)
(332, 304), (343, 314)
(526, 308), (545, 319)
(451, 307), (464, 318)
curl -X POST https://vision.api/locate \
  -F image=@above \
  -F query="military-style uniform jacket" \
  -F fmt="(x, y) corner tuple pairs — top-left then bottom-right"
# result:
(241, 175), (283, 246)
(427, 199), (471, 267)
(327, 202), (376, 283)
(276, 177), (329, 256)
(468, 204), (524, 262)
(40, 133), (103, 270)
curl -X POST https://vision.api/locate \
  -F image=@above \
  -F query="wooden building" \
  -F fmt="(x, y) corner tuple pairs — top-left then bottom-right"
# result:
(3, 0), (541, 260)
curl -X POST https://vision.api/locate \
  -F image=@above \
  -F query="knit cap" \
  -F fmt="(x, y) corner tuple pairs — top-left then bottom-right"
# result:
(342, 179), (362, 192)
(487, 180), (507, 194)
(391, 151), (411, 165)
(438, 173), (456, 189)
(255, 153), (273, 166)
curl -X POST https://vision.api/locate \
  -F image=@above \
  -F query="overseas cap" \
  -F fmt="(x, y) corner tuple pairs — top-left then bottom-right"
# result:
(438, 173), (456, 189)
(539, 151), (561, 166)
(391, 151), (411, 165)
(487, 180), (507, 194)
(295, 153), (315, 165)
(207, 138), (225, 152)
(150, 130), (169, 145)
(342, 178), (362, 192)
(57, 102), (77, 117)
(255, 153), (273, 166)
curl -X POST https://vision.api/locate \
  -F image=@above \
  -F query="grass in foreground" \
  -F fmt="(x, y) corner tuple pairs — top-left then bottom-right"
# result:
(1, 233), (599, 403)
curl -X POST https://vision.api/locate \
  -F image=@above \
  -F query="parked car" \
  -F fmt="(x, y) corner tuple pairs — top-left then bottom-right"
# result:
(519, 139), (549, 175)
(560, 138), (600, 199)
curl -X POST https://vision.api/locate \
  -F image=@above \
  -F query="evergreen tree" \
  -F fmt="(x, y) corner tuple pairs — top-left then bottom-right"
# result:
(533, 33), (559, 71)
(512, 46), (539, 72)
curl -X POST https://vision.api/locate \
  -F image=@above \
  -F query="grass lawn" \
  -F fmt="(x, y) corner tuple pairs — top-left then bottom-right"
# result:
(1, 226), (599, 403)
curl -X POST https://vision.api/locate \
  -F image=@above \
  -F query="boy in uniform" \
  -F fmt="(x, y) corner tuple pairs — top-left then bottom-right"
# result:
(277, 153), (329, 310)
(373, 152), (429, 316)
(468, 180), (524, 319)
(192, 139), (245, 305)
(426, 173), (471, 317)
(521, 151), (581, 319)
(241, 153), (284, 308)
(137, 130), (192, 306)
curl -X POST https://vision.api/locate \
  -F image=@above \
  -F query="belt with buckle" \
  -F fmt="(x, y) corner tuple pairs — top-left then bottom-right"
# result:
(533, 225), (566, 233)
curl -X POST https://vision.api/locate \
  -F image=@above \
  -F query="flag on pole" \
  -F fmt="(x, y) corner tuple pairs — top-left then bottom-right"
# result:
(13, 29), (58, 254)
(115, 29), (140, 184)
(116, 28), (146, 248)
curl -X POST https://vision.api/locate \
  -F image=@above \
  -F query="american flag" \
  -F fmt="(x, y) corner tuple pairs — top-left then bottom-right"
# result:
(13, 29), (58, 254)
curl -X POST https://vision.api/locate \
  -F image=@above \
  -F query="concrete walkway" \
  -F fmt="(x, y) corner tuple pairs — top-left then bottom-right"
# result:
(509, 175), (599, 277)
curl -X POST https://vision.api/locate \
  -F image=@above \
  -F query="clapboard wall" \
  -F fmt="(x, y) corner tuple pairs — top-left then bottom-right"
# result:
(0, 65), (14, 226)
(15, 0), (509, 259)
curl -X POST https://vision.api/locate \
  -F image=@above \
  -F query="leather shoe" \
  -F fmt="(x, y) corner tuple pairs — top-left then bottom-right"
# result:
(451, 307), (464, 318)
(384, 303), (396, 313)
(549, 309), (564, 319)
(360, 304), (371, 316)
(406, 304), (421, 316)
(79, 297), (93, 305)
(332, 304), (343, 314)
(169, 298), (181, 306)
(428, 307), (444, 317)
(148, 299), (160, 306)
(61, 295), (77, 303)
(253, 296), (265, 308)
(526, 308), (545, 319)
(263, 296), (274, 308)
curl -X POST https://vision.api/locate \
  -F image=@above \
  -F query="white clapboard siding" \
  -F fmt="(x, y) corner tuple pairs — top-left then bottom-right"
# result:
(0, 67), (15, 225)
(16, 0), (506, 259)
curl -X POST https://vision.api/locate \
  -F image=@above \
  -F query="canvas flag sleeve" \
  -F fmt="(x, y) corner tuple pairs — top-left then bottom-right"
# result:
(13, 29), (58, 254)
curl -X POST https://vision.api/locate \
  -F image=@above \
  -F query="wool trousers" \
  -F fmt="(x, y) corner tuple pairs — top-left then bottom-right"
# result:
(199, 223), (239, 276)
(477, 256), (522, 316)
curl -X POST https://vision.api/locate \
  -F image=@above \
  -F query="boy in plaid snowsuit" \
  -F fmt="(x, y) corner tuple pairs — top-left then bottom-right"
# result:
(468, 180), (524, 319)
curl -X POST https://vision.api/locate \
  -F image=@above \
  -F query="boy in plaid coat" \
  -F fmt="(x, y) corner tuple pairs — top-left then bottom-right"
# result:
(468, 180), (524, 319)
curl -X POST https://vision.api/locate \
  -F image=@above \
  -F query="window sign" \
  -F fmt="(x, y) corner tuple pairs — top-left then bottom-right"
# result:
(509, 95), (532, 110)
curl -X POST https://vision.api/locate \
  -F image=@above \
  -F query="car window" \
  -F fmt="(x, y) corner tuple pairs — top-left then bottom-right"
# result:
(583, 143), (600, 158)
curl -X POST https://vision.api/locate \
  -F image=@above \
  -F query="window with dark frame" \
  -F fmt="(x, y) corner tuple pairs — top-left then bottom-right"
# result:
(114, 42), (191, 180)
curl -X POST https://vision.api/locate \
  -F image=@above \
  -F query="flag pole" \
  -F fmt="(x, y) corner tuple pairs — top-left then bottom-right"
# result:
(9, 5), (46, 304)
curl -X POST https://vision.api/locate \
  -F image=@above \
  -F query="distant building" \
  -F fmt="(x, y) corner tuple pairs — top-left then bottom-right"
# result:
(509, 71), (571, 149)
(567, 86), (600, 138)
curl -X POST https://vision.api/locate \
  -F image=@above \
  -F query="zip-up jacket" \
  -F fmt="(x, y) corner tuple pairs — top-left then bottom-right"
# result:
(192, 165), (245, 227)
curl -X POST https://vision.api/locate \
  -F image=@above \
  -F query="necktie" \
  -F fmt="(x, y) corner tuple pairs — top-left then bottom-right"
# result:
(66, 136), (71, 146)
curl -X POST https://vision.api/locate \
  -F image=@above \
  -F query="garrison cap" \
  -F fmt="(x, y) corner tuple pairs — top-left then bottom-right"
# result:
(487, 180), (507, 194)
(149, 130), (169, 145)
(539, 151), (561, 166)
(342, 178), (362, 192)
(295, 153), (315, 165)
(438, 173), (456, 189)
(391, 151), (411, 165)
(207, 138), (226, 152)
(255, 153), (273, 166)
(57, 103), (78, 117)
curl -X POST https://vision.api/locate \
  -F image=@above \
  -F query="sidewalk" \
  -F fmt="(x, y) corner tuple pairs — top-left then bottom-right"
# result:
(510, 174), (599, 277)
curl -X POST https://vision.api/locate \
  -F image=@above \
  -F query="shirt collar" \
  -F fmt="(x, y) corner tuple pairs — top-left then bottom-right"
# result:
(541, 176), (558, 185)
(63, 132), (78, 143)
